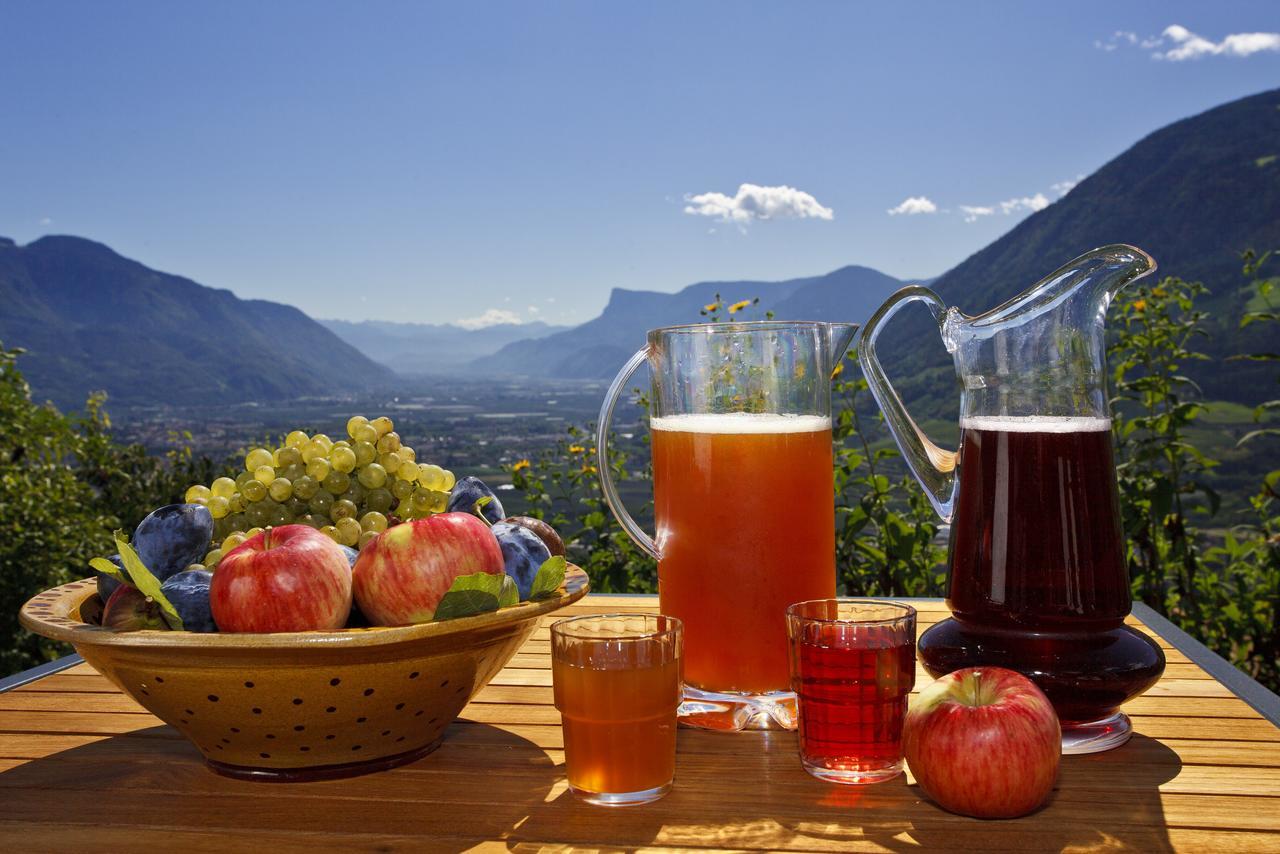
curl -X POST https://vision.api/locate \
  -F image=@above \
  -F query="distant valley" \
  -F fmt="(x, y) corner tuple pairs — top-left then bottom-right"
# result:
(320, 318), (567, 375)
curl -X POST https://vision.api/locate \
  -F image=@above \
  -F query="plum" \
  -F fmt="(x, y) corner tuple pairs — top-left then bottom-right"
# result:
(337, 544), (359, 570)
(161, 568), (217, 633)
(96, 554), (128, 603)
(491, 521), (551, 601)
(132, 503), (214, 581)
(447, 476), (505, 524)
(102, 585), (168, 631)
(501, 516), (565, 557)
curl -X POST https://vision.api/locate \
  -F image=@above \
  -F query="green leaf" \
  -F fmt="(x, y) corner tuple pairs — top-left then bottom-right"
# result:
(113, 532), (183, 631)
(433, 571), (505, 620)
(89, 557), (126, 583)
(498, 575), (519, 608)
(530, 555), (567, 600)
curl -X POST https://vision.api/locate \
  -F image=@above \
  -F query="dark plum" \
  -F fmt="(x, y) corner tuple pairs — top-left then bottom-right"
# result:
(160, 568), (217, 633)
(133, 503), (215, 581)
(337, 544), (359, 570)
(102, 585), (168, 632)
(491, 521), (551, 601)
(501, 516), (565, 557)
(447, 476), (505, 524)
(96, 554), (128, 603)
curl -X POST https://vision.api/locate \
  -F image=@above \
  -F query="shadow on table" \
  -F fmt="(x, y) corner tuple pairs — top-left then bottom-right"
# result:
(504, 731), (1183, 852)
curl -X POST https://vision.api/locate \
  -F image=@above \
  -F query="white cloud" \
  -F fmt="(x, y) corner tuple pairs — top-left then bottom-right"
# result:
(683, 183), (834, 224)
(1100, 24), (1280, 60)
(999, 193), (1050, 215)
(39, 216), (52, 225)
(887, 196), (938, 216)
(959, 205), (995, 223)
(455, 308), (523, 330)
(1051, 175), (1084, 196)
(527, 305), (540, 314)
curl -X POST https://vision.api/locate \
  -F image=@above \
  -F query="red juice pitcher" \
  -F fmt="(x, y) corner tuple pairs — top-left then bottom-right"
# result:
(859, 245), (1166, 753)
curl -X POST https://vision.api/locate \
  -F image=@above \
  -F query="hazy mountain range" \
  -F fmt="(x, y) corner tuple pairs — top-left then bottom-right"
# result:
(2, 86), (1276, 408)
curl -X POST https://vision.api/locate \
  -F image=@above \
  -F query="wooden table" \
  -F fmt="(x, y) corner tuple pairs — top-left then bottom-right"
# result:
(2, 596), (1279, 852)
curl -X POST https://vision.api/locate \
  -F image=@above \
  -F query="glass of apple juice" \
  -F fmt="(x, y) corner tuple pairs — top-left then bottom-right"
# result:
(551, 614), (683, 806)
(787, 599), (916, 784)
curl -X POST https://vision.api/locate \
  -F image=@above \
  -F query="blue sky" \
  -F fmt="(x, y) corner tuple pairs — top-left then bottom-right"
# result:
(2, 2), (1278, 328)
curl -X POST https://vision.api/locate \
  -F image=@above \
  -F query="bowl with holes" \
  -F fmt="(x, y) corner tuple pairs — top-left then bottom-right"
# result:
(19, 565), (588, 781)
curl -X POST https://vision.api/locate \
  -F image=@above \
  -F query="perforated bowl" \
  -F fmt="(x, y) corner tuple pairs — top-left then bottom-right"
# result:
(19, 566), (588, 780)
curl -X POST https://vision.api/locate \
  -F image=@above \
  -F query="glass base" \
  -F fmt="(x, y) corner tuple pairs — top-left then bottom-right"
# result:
(677, 685), (797, 731)
(571, 781), (671, 806)
(802, 758), (903, 785)
(1061, 711), (1133, 754)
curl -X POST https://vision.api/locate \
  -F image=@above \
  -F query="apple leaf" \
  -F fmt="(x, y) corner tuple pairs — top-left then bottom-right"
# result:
(113, 531), (184, 631)
(89, 557), (127, 583)
(498, 575), (519, 608)
(529, 555), (566, 601)
(433, 572), (505, 621)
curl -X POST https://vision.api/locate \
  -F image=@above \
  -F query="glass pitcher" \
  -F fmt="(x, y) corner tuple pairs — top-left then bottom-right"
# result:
(859, 244), (1166, 753)
(597, 321), (858, 731)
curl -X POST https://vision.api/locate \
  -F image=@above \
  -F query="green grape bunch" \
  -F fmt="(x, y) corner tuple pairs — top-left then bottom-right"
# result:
(183, 415), (456, 568)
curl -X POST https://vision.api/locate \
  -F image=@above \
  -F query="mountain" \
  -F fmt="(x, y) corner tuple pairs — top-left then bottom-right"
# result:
(885, 87), (1280, 413)
(0, 235), (394, 408)
(476, 265), (906, 379)
(320, 318), (568, 375)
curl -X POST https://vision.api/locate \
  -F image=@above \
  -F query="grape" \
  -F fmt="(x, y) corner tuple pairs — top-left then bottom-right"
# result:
(399, 446), (416, 464)
(242, 479), (267, 502)
(358, 462), (388, 489)
(276, 446), (303, 469)
(302, 439), (328, 463)
(418, 464), (446, 491)
(210, 477), (237, 499)
(331, 446), (357, 473)
(319, 525), (340, 542)
(204, 549), (223, 569)
(376, 432), (402, 454)
(269, 477), (293, 502)
(207, 496), (231, 519)
(371, 416), (394, 437)
(227, 513), (249, 532)
(322, 470), (351, 495)
(398, 460), (421, 482)
(286, 497), (308, 517)
(306, 457), (331, 480)
(360, 511), (388, 533)
(380, 451), (403, 472)
(365, 488), (393, 513)
(222, 533), (248, 552)
(245, 502), (270, 527)
(391, 477), (414, 500)
(282, 462), (306, 481)
(335, 517), (361, 546)
(309, 492), (334, 515)
(245, 526), (265, 538)
(297, 514), (319, 528)
(346, 415), (369, 438)
(254, 464), (276, 486)
(268, 504), (290, 526)
(410, 489), (434, 515)
(245, 448), (274, 472)
(429, 490), (449, 513)
(285, 430), (310, 449)
(293, 475), (319, 500)
(358, 530), (378, 549)
(235, 471), (253, 489)
(353, 423), (378, 444)
(185, 484), (212, 503)
(228, 494), (246, 513)
(312, 433), (333, 451)
(440, 469), (456, 491)
(330, 499), (358, 522)
(212, 517), (232, 542)
(353, 441), (377, 466)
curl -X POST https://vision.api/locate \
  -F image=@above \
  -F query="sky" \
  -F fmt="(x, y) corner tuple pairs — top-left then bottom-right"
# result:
(1, 2), (1278, 328)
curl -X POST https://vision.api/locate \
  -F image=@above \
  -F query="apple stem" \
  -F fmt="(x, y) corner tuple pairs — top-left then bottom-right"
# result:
(263, 526), (272, 550)
(959, 669), (997, 707)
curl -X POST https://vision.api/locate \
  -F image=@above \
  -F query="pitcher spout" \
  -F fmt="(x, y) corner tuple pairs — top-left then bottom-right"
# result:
(824, 322), (859, 376)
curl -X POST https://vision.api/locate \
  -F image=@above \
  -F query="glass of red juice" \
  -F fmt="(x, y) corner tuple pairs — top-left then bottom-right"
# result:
(786, 599), (916, 784)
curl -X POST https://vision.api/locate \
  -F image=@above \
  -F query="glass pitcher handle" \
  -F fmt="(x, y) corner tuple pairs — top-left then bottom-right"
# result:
(858, 286), (960, 522)
(595, 346), (661, 560)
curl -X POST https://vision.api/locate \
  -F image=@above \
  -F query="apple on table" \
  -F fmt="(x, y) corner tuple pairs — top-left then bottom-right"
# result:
(211, 525), (352, 632)
(903, 666), (1061, 819)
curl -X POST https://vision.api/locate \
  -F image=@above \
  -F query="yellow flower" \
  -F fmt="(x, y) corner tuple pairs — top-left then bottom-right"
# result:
(831, 361), (844, 378)
(703, 302), (721, 312)
(568, 444), (585, 454)
(581, 465), (597, 475)
(511, 459), (531, 472)
(1151, 287), (1167, 298)
(727, 299), (752, 314)
(1132, 299), (1147, 312)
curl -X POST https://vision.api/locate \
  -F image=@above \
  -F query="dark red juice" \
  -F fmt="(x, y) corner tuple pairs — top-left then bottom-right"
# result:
(919, 416), (1165, 726)
(792, 624), (915, 780)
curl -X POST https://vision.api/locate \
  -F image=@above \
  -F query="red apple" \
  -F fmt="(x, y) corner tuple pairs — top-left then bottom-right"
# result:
(210, 525), (352, 632)
(352, 512), (504, 625)
(903, 666), (1061, 819)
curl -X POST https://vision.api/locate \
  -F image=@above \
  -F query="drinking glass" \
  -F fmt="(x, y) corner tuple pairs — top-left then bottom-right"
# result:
(786, 599), (916, 784)
(551, 614), (683, 806)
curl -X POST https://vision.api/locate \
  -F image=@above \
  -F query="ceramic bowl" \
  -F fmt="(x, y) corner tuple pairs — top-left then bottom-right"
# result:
(19, 566), (588, 781)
